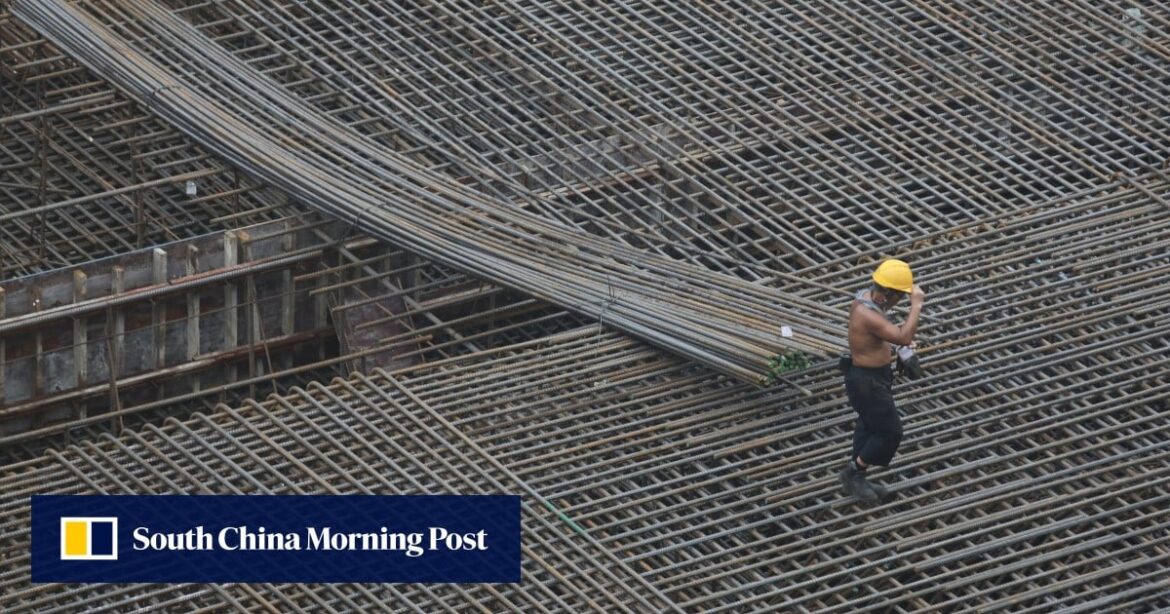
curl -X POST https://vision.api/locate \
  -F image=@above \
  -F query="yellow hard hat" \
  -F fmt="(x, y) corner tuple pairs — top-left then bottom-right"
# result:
(873, 259), (913, 293)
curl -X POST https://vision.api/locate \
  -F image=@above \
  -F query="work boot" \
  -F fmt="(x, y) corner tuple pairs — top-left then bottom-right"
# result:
(866, 479), (889, 502)
(839, 464), (879, 503)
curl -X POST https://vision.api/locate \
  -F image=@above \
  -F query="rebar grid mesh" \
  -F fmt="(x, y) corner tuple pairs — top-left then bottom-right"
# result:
(0, 14), (300, 275)
(0, 302), (1167, 611)
(6, 2), (1169, 282)
(1, 177), (1167, 607)
(134, 0), (1170, 278)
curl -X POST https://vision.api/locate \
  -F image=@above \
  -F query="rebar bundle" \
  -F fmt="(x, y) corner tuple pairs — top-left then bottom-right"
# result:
(13, 0), (848, 384)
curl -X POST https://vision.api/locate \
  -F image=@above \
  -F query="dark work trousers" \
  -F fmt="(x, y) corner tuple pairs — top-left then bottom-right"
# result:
(844, 364), (903, 467)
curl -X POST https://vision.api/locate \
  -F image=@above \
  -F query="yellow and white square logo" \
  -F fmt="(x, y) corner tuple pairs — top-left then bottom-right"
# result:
(60, 517), (118, 561)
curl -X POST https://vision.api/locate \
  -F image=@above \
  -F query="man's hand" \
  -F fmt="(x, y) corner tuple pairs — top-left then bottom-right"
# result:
(910, 284), (925, 305)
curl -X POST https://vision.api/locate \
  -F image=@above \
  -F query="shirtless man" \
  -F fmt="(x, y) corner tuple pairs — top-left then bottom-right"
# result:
(839, 259), (925, 503)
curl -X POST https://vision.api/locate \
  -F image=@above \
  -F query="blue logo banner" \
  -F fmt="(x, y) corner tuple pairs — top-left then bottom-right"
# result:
(32, 495), (521, 583)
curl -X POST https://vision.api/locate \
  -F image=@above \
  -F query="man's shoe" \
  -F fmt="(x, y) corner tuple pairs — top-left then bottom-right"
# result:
(866, 479), (889, 501)
(839, 464), (879, 503)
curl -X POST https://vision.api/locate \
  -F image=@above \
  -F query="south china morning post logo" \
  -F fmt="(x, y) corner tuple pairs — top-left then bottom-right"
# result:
(59, 517), (118, 561)
(130, 524), (487, 556)
(32, 495), (520, 583)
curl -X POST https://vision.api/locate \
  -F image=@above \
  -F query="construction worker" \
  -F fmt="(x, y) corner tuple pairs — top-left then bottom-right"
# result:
(839, 258), (924, 503)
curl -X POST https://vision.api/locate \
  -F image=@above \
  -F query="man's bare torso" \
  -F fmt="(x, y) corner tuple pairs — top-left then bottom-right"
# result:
(848, 292), (892, 368)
